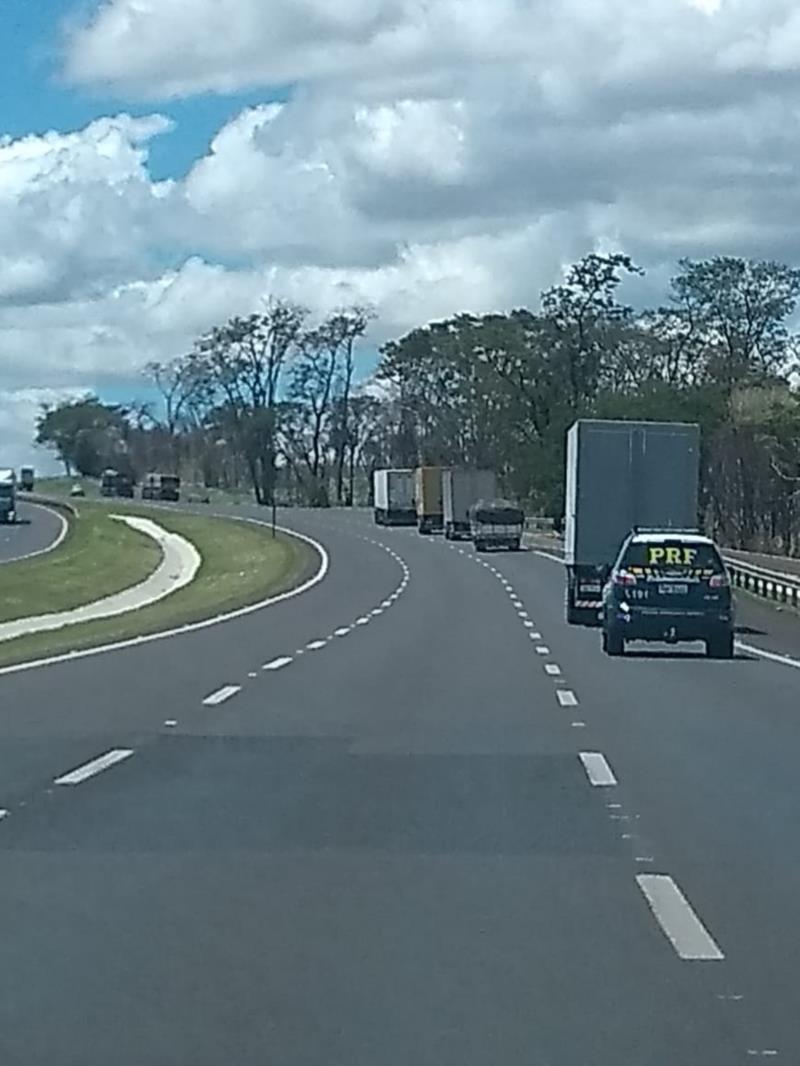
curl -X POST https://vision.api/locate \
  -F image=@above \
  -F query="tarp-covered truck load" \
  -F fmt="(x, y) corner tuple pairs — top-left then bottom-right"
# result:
(443, 469), (497, 539)
(415, 466), (445, 534)
(564, 419), (700, 626)
(373, 469), (416, 525)
(469, 498), (524, 551)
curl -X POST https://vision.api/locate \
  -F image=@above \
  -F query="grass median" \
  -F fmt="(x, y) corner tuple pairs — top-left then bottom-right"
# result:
(0, 501), (318, 668)
(0, 503), (161, 623)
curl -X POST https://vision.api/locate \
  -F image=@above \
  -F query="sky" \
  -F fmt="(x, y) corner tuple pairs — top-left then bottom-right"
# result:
(3, 0), (800, 470)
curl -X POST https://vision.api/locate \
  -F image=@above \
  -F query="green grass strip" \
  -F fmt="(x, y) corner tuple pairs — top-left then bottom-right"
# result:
(0, 502), (318, 668)
(0, 503), (160, 623)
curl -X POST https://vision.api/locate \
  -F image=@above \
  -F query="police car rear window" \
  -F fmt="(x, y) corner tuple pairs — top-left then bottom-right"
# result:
(621, 541), (724, 572)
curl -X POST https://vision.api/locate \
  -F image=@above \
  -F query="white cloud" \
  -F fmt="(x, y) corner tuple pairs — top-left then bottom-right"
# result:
(5, 1), (800, 454)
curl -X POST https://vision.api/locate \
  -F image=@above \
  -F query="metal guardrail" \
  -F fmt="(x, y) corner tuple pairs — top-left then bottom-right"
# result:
(723, 556), (800, 608)
(523, 519), (800, 609)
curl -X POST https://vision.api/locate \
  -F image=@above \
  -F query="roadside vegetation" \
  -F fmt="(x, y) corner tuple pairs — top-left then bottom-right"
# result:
(0, 500), (318, 668)
(32, 254), (800, 556)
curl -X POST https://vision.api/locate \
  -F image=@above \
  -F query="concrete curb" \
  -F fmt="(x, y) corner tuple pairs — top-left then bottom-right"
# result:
(0, 515), (201, 644)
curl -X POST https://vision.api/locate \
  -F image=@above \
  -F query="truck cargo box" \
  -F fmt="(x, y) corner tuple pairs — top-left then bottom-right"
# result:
(415, 466), (445, 533)
(564, 419), (700, 624)
(373, 469), (416, 525)
(443, 469), (497, 539)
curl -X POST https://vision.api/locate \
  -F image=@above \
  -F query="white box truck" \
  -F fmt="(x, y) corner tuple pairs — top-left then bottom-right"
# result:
(443, 469), (497, 539)
(565, 419), (700, 625)
(373, 469), (416, 526)
(0, 469), (17, 523)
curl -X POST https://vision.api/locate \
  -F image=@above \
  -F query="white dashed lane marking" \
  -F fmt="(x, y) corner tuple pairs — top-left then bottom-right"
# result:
(333, 627), (351, 638)
(55, 749), (135, 786)
(544, 663), (562, 676)
(578, 752), (617, 786)
(536, 646), (550, 655)
(557, 690), (579, 707)
(263, 656), (293, 670)
(202, 685), (242, 706)
(636, 875), (725, 961)
(306, 640), (328, 651)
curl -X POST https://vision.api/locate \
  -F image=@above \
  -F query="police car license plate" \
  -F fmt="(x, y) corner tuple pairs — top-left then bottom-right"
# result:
(659, 583), (688, 595)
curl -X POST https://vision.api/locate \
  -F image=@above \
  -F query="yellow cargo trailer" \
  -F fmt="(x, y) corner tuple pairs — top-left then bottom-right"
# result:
(415, 466), (445, 534)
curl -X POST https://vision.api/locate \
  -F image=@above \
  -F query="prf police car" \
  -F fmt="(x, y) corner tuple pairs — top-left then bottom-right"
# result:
(601, 529), (734, 659)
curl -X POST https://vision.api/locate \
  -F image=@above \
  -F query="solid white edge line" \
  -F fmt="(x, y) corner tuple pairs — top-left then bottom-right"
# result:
(263, 656), (293, 670)
(578, 751), (617, 786)
(636, 874), (724, 960)
(202, 684), (242, 706)
(0, 518), (330, 678)
(736, 640), (800, 671)
(55, 748), (134, 785)
(0, 502), (69, 565)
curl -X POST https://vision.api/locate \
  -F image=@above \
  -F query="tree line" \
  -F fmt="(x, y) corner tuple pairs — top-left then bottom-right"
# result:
(35, 253), (800, 552)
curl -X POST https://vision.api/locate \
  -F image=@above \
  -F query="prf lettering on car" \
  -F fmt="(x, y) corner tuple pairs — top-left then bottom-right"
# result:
(648, 546), (698, 566)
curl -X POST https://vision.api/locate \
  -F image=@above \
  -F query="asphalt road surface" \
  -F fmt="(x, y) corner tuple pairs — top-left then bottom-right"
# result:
(0, 504), (798, 1064)
(0, 501), (65, 563)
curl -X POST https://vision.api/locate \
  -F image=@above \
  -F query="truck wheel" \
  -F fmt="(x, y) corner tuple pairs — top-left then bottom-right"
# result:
(510, 539), (521, 552)
(604, 627), (625, 657)
(706, 631), (734, 659)
(373, 510), (381, 525)
(474, 539), (485, 552)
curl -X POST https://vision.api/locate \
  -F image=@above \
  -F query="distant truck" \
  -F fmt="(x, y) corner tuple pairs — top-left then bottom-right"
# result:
(564, 419), (700, 625)
(100, 469), (134, 499)
(0, 469), (16, 523)
(373, 469), (416, 526)
(470, 499), (524, 551)
(18, 467), (34, 492)
(443, 469), (497, 539)
(415, 466), (445, 534)
(141, 472), (181, 502)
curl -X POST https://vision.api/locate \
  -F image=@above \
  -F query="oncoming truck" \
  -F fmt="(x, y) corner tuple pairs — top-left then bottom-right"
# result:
(0, 469), (16, 523)
(564, 419), (700, 625)
(373, 469), (416, 525)
(142, 472), (181, 502)
(443, 469), (497, 539)
(19, 467), (34, 492)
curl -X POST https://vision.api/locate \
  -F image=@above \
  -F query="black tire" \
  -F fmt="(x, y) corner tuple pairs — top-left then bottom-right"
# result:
(474, 539), (485, 552)
(604, 627), (625, 657)
(510, 539), (521, 551)
(373, 509), (381, 525)
(706, 631), (734, 659)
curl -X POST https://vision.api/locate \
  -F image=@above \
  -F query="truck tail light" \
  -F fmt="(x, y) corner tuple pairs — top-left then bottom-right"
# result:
(709, 573), (729, 589)
(613, 570), (637, 587)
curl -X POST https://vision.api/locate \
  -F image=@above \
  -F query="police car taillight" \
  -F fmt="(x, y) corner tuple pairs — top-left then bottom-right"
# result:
(709, 573), (729, 589)
(613, 570), (637, 587)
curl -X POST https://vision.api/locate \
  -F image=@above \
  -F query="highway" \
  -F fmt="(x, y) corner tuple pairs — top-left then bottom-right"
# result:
(0, 505), (798, 1063)
(0, 501), (66, 563)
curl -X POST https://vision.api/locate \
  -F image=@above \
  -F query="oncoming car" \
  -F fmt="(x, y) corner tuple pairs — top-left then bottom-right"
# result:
(601, 529), (734, 659)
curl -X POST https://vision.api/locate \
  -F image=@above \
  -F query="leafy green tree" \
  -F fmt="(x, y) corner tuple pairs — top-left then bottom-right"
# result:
(36, 397), (129, 476)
